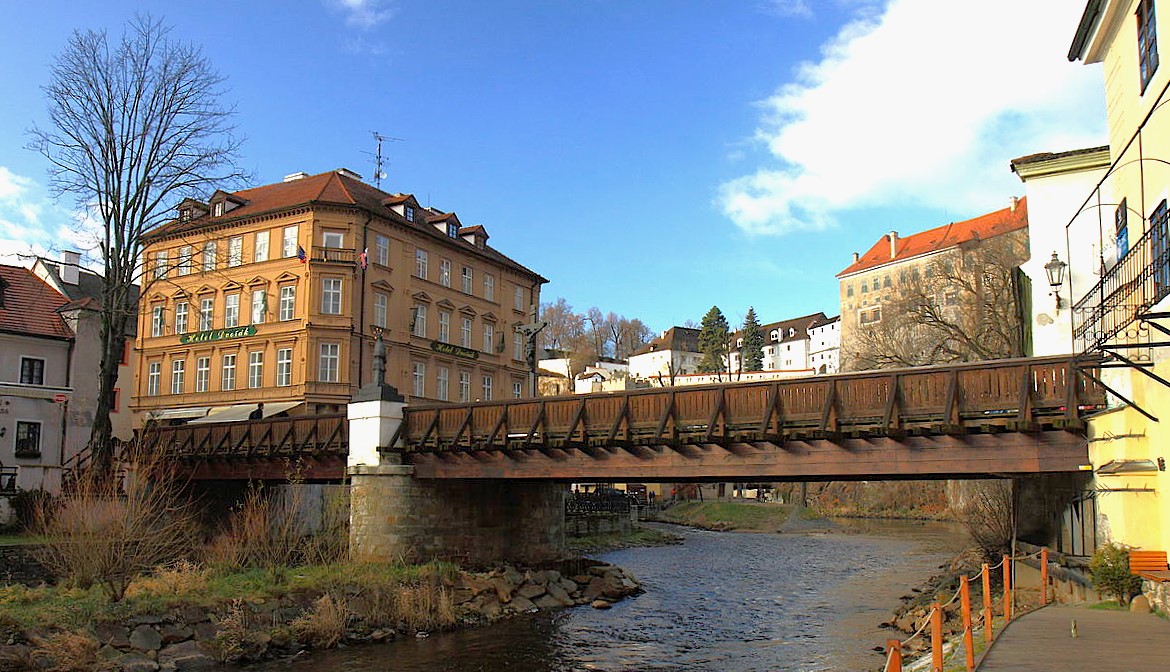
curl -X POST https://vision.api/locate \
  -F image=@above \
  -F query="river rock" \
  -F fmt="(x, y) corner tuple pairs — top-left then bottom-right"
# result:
(158, 641), (216, 671)
(503, 566), (525, 586)
(507, 596), (538, 614)
(572, 574), (592, 584)
(583, 577), (606, 601)
(517, 583), (546, 600)
(534, 594), (564, 610)
(160, 624), (192, 645)
(490, 576), (514, 603)
(591, 600), (612, 609)
(191, 622), (217, 642)
(558, 577), (578, 594)
(93, 622), (131, 648)
(176, 606), (208, 625)
(546, 582), (575, 607)
(1130, 595), (1152, 613)
(117, 652), (160, 672)
(129, 625), (163, 652)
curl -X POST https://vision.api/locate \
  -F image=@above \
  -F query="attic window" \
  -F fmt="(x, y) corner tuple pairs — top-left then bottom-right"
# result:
(213, 201), (225, 217)
(447, 223), (459, 238)
(405, 206), (415, 222)
(180, 208), (192, 222)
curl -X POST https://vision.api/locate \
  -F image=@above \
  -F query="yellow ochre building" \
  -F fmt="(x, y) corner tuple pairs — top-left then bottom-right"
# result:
(131, 169), (546, 422)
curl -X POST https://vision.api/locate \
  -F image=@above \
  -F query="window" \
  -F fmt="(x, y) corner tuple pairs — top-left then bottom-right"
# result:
(175, 302), (188, 334)
(436, 366), (449, 401)
(412, 362), (426, 397)
(482, 374), (493, 401)
(228, 236), (243, 267)
(859, 306), (882, 325)
(248, 351), (264, 388)
(1139, 0), (1160, 93)
(439, 259), (451, 287)
(321, 278), (342, 315)
(221, 354), (237, 390)
(323, 231), (344, 248)
(282, 226), (299, 258)
(415, 249), (428, 279)
(251, 290), (266, 324)
(1116, 198), (1130, 262)
(14, 421), (41, 458)
(110, 388), (121, 412)
(279, 285), (296, 321)
(196, 357), (210, 392)
(374, 292), (388, 328)
(513, 381), (523, 398)
(1153, 200), (1170, 297)
(153, 251), (168, 279)
(459, 371), (471, 402)
(147, 362), (161, 396)
(254, 231), (269, 262)
(483, 322), (494, 352)
(276, 348), (292, 387)
(202, 241), (216, 271)
(171, 359), (185, 394)
(461, 316), (472, 347)
(151, 305), (165, 337)
(514, 286), (524, 311)
(484, 274), (495, 301)
(412, 305), (427, 337)
(224, 294), (240, 328)
(405, 205), (415, 221)
(514, 331), (523, 361)
(847, 284), (853, 297)
(462, 266), (473, 294)
(375, 234), (389, 266)
(213, 201), (225, 217)
(447, 222), (459, 238)
(19, 357), (45, 385)
(178, 246), (192, 275)
(861, 282), (868, 293)
(438, 310), (450, 342)
(883, 275), (891, 288)
(318, 343), (339, 383)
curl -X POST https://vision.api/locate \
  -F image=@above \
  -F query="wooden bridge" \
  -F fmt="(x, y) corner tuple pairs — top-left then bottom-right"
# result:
(140, 355), (1105, 482)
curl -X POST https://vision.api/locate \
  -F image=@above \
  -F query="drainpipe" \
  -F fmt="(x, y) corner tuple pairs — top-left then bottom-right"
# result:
(61, 333), (74, 473)
(357, 214), (373, 386)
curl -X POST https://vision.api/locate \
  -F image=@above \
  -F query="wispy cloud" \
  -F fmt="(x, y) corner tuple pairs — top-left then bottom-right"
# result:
(330, 0), (396, 30)
(720, 0), (1106, 236)
(0, 166), (97, 267)
(759, 0), (813, 18)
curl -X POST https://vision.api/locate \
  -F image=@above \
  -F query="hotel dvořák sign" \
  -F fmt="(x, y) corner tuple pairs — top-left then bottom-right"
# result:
(431, 341), (480, 360)
(180, 326), (257, 345)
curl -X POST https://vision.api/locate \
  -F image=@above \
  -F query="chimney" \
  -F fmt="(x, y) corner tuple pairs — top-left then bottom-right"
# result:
(61, 250), (81, 285)
(887, 231), (898, 259)
(1009, 196), (1019, 212)
(283, 172), (309, 182)
(852, 252), (859, 264)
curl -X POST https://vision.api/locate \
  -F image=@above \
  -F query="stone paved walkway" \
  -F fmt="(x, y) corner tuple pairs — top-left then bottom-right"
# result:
(976, 604), (1170, 671)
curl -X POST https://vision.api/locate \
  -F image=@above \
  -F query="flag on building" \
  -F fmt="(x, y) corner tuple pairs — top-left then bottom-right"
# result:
(359, 247), (368, 270)
(297, 245), (307, 263)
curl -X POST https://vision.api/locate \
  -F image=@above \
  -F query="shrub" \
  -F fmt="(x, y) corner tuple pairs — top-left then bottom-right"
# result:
(1089, 543), (1143, 604)
(29, 630), (113, 672)
(124, 560), (209, 599)
(292, 594), (349, 648)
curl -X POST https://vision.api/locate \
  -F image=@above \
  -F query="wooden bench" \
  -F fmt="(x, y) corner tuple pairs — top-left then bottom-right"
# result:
(1130, 550), (1170, 583)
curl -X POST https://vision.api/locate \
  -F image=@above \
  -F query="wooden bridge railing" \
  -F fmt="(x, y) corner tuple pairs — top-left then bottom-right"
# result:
(138, 413), (348, 460)
(402, 355), (1105, 452)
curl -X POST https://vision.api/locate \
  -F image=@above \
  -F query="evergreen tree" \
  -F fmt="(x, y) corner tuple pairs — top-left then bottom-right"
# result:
(697, 306), (729, 375)
(741, 307), (764, 372)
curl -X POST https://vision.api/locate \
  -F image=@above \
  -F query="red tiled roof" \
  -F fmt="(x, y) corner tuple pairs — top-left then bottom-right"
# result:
(0, 265), (73, 340)
(837, 198), (1028, 277)
(632, 327), (700, 357)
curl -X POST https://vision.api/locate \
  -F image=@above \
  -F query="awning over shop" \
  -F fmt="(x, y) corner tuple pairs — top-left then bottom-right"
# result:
(186, 401), (303, 424)
(148, 407), (210, 420)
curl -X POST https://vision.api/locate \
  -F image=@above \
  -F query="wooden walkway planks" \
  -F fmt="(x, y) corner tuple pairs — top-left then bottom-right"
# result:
(976, 605), (1170, 671)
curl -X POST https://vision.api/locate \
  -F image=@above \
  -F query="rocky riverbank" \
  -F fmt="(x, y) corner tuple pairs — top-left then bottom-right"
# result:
(0, 560), (641, 672)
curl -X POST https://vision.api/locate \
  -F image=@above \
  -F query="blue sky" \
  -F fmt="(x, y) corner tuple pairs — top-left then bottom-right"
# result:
(0, 0), (1105, 333)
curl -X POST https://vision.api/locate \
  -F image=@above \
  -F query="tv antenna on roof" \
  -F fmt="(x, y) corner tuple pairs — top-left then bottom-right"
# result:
(369, 131), (403, 189)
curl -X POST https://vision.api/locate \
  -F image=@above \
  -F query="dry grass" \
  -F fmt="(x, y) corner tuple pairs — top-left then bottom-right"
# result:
(31, 447), (197, 601)
(124, 560), (209, 599)
(203, 484), (305, 580)
(291, 594), (349, 648)
(29, 630), (114, 672)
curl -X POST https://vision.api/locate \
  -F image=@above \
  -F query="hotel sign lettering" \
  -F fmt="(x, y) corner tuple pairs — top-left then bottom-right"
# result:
(180, 326), (257, 344)
(431, 341), (480, 360)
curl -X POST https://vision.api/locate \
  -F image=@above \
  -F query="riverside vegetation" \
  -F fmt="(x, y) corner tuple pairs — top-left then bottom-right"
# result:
(0, 455), (643, 672)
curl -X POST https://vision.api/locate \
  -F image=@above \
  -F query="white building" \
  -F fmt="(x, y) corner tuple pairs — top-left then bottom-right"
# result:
(807, 314), (841, 374)
(628, 327), (702, 383)
(728, 312), (831, 375)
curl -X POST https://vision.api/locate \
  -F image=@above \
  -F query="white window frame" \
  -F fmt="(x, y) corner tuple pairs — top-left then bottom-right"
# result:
(175, 302), (188, 334)
(412, 305), (427, 338)
(415, 249), (428, 279)
(437, 366), (449, 401)
(178, 246), (192, 276)
(283, 225), (299, 258)
(279, 285), (296, 321)
(224, 293), (240, 328)
(147, 362), (161, 396)
(438, 311), (450, 343)
(153, 251), (168, 280)
(458, 371), (471, 402)
(151, 305), (165, 337)
(439, 259), (451, 287)
(323, 231), (344, 248)
(202, 241), (216, 271)
(254, 231), (269, 262)
(171, 359), (185, 395)
(251, 290), (266, 324)
(321, 278), (342, 315)
(514, 286), (524, 311)
(514, 331), (523, 361)
(228, 236), (243, 267)
(513, 381), (523, 398)
(375, 234), (389, 266)
(248, 351), (264, 388)
(374, 292), (388, 328)
(462, 266), (473, 294)
(221, 353), (237, 391)
(412, 362), (426, 397)
(484, 274), (495, 302)
(482, 374), (493, 401)
(319, 343), (340, 383)
(483, 322), (494, 353)
(195, 357), (210, 393)
(461, 316), (472, 348)
(276, 348), (292, 387)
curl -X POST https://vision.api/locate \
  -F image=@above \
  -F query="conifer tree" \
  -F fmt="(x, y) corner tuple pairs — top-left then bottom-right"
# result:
(697, 306), (729, 375)
(741, 307), (764, 372)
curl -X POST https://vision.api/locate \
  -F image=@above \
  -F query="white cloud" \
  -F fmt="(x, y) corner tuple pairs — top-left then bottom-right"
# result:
(330, 0), (396, 30)
(720, 0), (1106, 236)
(760, 0), (813, 18)
(0, 166), (97, 267)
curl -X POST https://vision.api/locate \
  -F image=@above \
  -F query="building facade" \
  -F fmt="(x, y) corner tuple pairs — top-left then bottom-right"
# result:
(727, 312), (831, 375)
(132, 169), (546, 421)
(628, 327), (703, 383)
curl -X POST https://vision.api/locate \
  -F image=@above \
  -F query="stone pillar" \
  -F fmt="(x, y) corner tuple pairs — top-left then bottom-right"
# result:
(347, 379), (566, 566)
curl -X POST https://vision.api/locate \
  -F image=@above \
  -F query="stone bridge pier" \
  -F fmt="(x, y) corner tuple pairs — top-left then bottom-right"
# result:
(346, 384), (565, 566)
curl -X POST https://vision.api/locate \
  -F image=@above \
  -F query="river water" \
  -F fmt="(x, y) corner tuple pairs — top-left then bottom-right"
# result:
(243, 520), (966, 672)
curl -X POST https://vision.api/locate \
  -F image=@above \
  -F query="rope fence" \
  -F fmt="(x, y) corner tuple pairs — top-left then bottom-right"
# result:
(883, 547), (1051, 672)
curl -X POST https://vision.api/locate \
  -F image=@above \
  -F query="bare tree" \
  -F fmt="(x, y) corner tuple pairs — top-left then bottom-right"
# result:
(539, 297), (584, 352)
(29, 15), (246, 468)
(844, 233), (1027, 371)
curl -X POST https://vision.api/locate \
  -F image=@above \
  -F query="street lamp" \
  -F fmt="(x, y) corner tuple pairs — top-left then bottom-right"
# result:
(1044, 252), (1068, 313)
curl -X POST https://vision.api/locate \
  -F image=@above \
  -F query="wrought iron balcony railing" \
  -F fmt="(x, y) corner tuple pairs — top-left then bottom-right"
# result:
(311, 246), (356, 263)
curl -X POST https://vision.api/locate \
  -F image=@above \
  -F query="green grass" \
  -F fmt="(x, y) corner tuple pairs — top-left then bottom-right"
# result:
(566, 525), (682, 553)
(653, 502), (794, 531)
(0, 533), (42, 546)
(1087, 600), (1129, 610)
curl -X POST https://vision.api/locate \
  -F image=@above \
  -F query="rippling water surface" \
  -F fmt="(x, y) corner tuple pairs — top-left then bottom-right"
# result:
(240, 520), (965, 672)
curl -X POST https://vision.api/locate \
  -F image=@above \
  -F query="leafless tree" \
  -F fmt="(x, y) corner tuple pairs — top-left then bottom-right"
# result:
(28, 15), (246, 468)
(844, 232), (1027, 371)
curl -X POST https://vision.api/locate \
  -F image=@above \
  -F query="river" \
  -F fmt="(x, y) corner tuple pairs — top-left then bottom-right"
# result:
(241, 519), (967, 672)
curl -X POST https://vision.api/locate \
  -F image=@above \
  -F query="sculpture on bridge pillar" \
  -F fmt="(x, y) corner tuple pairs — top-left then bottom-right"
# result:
(353, 333), (404, 402)
(373, 334), (387, 385)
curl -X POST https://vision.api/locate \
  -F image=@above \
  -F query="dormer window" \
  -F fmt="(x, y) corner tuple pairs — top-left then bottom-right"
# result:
(213, 201), (225, 217)
(788, 327), (795, 337)
(447, 223), (459, 238)
(405, 206), (415, 222)
(180, 208), (192, 222)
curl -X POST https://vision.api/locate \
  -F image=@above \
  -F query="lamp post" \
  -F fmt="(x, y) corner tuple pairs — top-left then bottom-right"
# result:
(1044, 251), (1068, 314)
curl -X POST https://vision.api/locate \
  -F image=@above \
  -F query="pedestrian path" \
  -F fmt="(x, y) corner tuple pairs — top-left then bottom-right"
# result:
(976, 604), (1170, 671)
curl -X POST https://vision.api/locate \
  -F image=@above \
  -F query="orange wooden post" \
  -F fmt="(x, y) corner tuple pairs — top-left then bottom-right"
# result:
(961, 575), (975, 672)
(1041, 547), (1049, 605)
(886, 639), (903, 672)
(1003, 554), (1013, 623)
(931, 602), (943, 672)
(982, 562), (993, 643)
